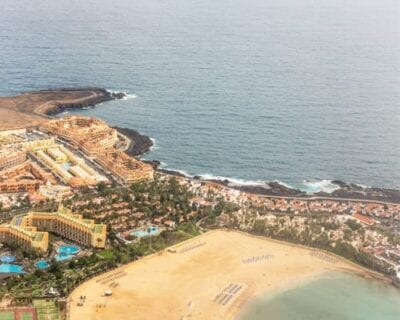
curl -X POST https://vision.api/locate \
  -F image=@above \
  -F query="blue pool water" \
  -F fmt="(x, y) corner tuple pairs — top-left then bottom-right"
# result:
(0, 255), (15, 263)
(57, 245), (80, 255)
(0, 264), (24, 273)
(131, 226), (159, 238)
(55, 245), (80, 262)
(35, 260), (49, 269)
(54, 252), (74, 262)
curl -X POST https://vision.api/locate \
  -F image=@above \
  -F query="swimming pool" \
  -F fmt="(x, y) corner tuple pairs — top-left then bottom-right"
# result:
(54, 252), (73, 262)
(57, 245), (80, 255)
(130, 226), (159, 238)
(0, 255), (15, 263)
(35, 260), (49, 269)
(0, 263), (24, 273)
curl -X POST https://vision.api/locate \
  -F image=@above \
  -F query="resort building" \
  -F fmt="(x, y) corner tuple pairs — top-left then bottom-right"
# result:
(0, 149), (26, 171)
(40, 116), (154, 184)
(38, 184), (72, 201)
(29, 142), (108, 187)
(40, 116), (119, 156)
(0, 128), (26, 145)
(96, 150), (154, 184)
(0, 162), (57, 193)
(27, 206), (107, 248)
(0, 215), (49, 252)
(0, 206), (106, 254)
(0, 128), (55, 150)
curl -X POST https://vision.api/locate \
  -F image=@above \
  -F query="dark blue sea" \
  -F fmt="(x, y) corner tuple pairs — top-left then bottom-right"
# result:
(0, 0), (399, 191)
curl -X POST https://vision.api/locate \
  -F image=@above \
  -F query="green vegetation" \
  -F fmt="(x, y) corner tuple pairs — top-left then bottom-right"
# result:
(249, 218), (394, 276)
(345, 219), (362, 231)
(0, 222), (201, 302)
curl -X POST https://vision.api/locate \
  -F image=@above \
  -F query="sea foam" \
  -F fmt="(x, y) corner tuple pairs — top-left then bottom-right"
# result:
(149, 138), (159, 151)
(296, 180), (340, 194)
(122, 93), (138, 100)
(107, 89), (137, 100)
(196, 174), (267, 187)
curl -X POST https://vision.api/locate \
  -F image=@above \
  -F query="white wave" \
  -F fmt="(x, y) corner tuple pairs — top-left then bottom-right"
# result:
(162, 167), (193, 177)
(355, 183), (370, 189)
(122, 93), (137, 100)
(273, 180), (294, 189)
(107, 89), (138, 100)
(154, 162), (340, 194)
(158, 161), (168, 168)
(196, 174), (268, 187)
(150, 138), (159, 150)
(297, 180), (340, 194)
(58, 111), (69, 116)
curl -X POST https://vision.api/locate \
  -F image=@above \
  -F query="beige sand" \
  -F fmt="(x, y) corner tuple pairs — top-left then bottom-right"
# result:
(69, 230), (365, 320)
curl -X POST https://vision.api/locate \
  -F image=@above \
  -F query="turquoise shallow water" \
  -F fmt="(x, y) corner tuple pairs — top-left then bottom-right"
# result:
(239, 272), (400, 320)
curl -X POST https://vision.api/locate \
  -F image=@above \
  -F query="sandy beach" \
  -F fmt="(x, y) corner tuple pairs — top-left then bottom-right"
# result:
(69, 230), (369, 320)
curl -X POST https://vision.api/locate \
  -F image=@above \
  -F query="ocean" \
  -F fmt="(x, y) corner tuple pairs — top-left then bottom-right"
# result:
(239, 272), (400, 320)
(1, 0), (399, 318)
(0, 0), (399, 192)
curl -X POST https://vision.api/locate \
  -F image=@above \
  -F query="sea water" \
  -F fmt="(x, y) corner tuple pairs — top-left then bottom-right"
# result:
(0, 1), (399, 317)
(0, 0), (399, 191)
(239, 272), (400, 320)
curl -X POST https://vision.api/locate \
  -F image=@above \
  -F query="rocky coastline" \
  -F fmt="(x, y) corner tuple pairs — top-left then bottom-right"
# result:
(114, 126), (154, 157)
(157, 169), (400, 203)
(39, 88), (125, 116)
(315, 181), (400, 203)
(11, 87), (399, 204)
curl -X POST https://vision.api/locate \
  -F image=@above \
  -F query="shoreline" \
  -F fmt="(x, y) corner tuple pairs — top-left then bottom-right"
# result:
(235, 268), (398, 320)
(1, 87), (398, 202)
(113, 126), (154, 157)
(68, 229), (395, 320)
(158, 168), (400, 204)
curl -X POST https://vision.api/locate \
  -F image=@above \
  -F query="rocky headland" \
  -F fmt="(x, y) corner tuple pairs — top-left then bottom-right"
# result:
(0, 87), (125, 129)
(114, 126), (154, 156)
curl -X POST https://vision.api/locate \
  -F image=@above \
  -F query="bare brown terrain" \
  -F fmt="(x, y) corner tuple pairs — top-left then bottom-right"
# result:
(0, 88), (120, 130)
